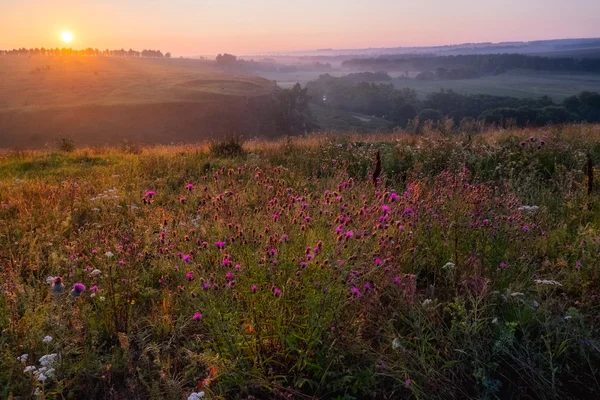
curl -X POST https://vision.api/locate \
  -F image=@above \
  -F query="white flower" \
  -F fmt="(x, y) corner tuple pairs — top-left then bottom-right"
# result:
(90, 269), (102, 276)
(39, 353), (58, 367)
(45, 368), (55, 377)
(105, 251), (114, 258)
(510, 292), (524, 297)
(564, 316), (572, 321)
(37, 373), (48, 382)
(534, 279), (562, 286)
(533, 300), (539, 308)
(442, 262), (455, 270)
(23, 366), (36, 373)
(46, 276), (56, 285)
(518, 205), (539, 212)
(17, 354), (29, 363)
(392, 338), (401, 350)
(492, 318), (498, 324)
(42, 335), (53, 343)
(99, 296), (106, 302)
(90, 293), (96, 298)
(188, 392), (205, 400)
(422, 299), (432, 306)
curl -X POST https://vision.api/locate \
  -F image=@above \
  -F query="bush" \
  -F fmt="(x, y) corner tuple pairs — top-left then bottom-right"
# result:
(209, 137), (245, 158)
(56, 137), (75, 153)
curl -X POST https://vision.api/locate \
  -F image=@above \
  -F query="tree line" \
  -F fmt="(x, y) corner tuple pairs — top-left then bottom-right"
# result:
(342, 53), (600, 74)
(304, 74), (600, 129)
(0, 48), (171, 58)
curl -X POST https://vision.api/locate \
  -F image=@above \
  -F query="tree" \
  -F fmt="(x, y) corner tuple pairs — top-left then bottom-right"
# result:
(275, 83), (312, 135)
(165, 52), (171, 59)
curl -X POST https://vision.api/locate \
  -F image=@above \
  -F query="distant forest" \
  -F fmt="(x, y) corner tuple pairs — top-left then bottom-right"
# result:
(305, 74), (600, 129)
(342, 54), (600, 75)
(0, 48), (171, 58)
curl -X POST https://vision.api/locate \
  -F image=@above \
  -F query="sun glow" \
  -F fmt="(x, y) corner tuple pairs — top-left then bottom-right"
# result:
(61, 31), (73, 43)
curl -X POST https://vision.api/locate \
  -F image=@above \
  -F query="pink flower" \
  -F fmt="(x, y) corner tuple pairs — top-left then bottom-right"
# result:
(144, 190), (156, 198)
(193, 312), (202, 321)
(182, 254), (192, 263)
(350, 287), (362, 297)
(251, 285), (258, 293)
(273, 214), (279, 222)
(335, 225), (344, 234)
(186, 272), (194, 281)
(345, 231), (355, 238)
(225, 272), (235, 281)
(390, 193), (398, 202)
(186, 183), (194, 191)
(215, 241), (226, 249)
(273, 287), (281, 297)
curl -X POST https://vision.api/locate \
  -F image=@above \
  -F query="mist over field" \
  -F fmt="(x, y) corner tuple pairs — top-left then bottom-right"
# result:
(2, 1), (600, 399)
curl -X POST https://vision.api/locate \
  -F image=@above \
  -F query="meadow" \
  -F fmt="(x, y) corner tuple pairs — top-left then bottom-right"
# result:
(1, 124), (600, 399)
(390, 70), (600, 101)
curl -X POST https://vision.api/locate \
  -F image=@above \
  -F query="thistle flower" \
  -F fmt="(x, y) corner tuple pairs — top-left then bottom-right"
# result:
(186, 272), (194, 281)
(71, 283), (86, 297)
(345, 230), (355, 238)
(51, 277), (64, 294)
(225, 272), (235, 281)
(182, 254), (192, 263)
(144, 190), (156, 198)
(251, 285), (258, 293)
(193, 312), (202, 321)
(273, 287), (281, 297)
(215, 241), (226, 249)
(186, 183), (194, 191)
(350, 287), (362, 297)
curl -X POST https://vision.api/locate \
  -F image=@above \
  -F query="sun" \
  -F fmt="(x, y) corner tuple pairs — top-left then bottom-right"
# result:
(61, 31), (73, 44)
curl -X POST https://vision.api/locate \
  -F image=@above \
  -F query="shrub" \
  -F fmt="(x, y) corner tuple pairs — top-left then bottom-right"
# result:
(209, 137), (245, 158)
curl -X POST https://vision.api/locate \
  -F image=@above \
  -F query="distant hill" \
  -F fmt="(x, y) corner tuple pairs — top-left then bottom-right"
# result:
(0, 57), (279, 148)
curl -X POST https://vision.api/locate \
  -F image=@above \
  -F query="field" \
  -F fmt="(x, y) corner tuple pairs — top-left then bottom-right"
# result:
(0, 57), (277, 148)
(390, 70), (600, 101)
(1, 125), (600, 399)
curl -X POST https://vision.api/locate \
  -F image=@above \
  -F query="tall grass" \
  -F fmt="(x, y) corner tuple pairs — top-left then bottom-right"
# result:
(0, 125), (599, 399)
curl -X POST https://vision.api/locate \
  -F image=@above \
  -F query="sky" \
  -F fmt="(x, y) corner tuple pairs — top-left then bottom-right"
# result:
(1, 0), (599, 56)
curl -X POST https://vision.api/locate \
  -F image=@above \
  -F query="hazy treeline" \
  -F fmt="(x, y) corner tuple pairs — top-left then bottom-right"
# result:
(305, 74), (600, 128)
(342, 53), (600, 74)
(0, 47), (171, 58)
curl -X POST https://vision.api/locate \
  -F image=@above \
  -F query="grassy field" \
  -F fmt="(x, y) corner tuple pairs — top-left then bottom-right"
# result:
(391, 70), (600, 100)
(1, 125), (600, 399)
(0, 57), (277, 148)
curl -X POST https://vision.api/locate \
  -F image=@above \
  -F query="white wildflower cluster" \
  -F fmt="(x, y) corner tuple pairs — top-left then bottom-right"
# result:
(442, 262), (455, 270)
(392, 338), (401, 350)
(534, 279), (562, 286)
(90, 188), (119, 202)
(46, 276), (56, 285)
(90, 269), (102, 276)
(422, 299), (433, 306)
(23, 353), (58, 382)
(188, 391), (205, 400)
(42, 335), (53, 343)
(518, 205), (539, 212)
(17, 354), (29, 363)
(105, 251), (114, 258)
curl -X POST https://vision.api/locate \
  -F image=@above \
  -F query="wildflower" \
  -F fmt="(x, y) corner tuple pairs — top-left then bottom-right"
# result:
(364, 282), (372, 291)
(280, 234), (288, 242)
(42, 335), (53, 343)
(268, 248), (277, 256)
(422, 299), (432, 306)
(186, 183), (194, 191)
(182, 254), (192, 263)
(17, 354), (28, 363)
(225, 272), (235, 281)
(335, 225), (344, 234)
(442, 262), (455, 270)
(180, 196), (186, 204)
(90, 285), (98, 293)
(273, 214), (279, 222)
(273, 287), (281, 297)
(37, 373), (48, 382)
(393, 277), (401, 285)
(51, 277), (64, 294)
(522, 225), (529, 233)
(71, 283), (86, 297)
(144, 190), (156, 198)
(534, 279), (562, 286)
(390, 193), (398, 202)
(345, 230), (355, 238)
(350, 287), (362, 297)
(188, 392), (205, 400)
(251, 285), (258, 293)
(215, 241), (226, 249)
(392, 338), (400, 350)
(193, 312), (203, 321)
(576, 260), (582, 269)
(90, 269), (101, 276)
(235, 264), (241, 270)
(23, 365), (36, 373)
(381, 205), (390, 214)
(186, 272), (194, 281)
(405, 378), (411, 387)
(520, 141), (526, 147)
(105, 251), (114, 258)
(39, 353), (58, 367)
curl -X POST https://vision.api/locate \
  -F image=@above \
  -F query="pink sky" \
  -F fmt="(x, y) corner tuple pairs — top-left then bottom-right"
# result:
(2, 0), (599, 56)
